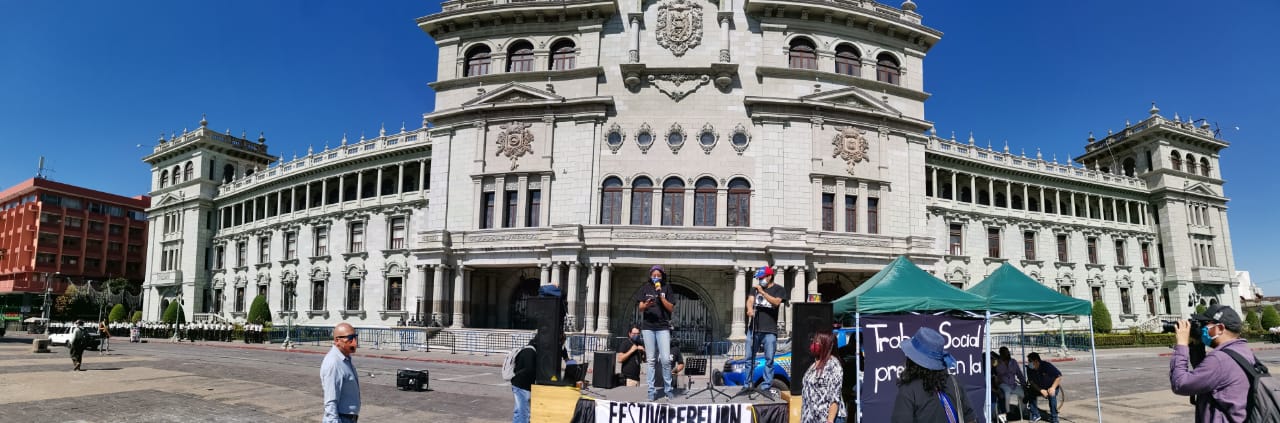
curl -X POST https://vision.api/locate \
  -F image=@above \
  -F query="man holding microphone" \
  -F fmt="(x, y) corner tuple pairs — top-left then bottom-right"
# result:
(742, 266), (786, 396)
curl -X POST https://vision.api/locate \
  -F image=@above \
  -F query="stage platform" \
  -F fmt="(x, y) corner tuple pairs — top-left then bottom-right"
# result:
(583, 385), (786, 405)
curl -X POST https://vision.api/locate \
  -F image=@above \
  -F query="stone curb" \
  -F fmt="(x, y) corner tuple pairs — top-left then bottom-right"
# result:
(167, 340), (505, 368)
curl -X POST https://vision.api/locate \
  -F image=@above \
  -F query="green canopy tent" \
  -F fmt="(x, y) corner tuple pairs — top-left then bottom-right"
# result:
(967, 262), (1101, 422)
(830, 255), (989, 422)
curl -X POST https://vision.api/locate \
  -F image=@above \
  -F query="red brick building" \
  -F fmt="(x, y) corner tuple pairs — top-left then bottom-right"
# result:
(0, 177), (149, 301)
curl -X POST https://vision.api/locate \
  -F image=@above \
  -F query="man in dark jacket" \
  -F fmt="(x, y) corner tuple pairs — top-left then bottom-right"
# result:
(68, 320), (87, 371)
(1026, 352), (1062, 423)
(1170, 304), (1254, 423)
(510, 340), (537, 423)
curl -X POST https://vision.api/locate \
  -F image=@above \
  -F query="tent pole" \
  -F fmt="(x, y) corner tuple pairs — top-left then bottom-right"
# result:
(855, 311), (862, 423)
(984, 310), (993, 423)
(1089, 314), (1103, 422)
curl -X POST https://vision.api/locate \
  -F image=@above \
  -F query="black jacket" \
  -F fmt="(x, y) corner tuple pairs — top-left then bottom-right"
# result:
(511, 344), (538, 390)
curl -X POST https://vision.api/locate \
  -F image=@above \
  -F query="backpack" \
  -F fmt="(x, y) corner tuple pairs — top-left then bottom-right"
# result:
(502, 345), (535, 381)
(1218, 349), (1280, 423)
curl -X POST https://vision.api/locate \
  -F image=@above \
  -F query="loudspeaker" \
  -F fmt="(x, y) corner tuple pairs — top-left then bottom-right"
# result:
(564, 363), (589, 383)
(789, 302), (833, 395)
(593, 351), (618, 389)
(527, 297), (565, 385)
(396, 369), (428, 391)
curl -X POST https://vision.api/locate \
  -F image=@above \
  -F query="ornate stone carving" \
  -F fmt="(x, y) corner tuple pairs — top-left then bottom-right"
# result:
(666, 122), (686, 154)
(697, 123), (717, 154)
(655, 0), (703, 57)
(635, 122), (655, 154)
(614, 231), (734, 241)
(494, 121), (535, 170)
(604, 122), (625, 154)
(648, 73), (711, 102)
(831, 126), (870, 174)
(468, 233), (543, 243)
(730, 123), (751, 154)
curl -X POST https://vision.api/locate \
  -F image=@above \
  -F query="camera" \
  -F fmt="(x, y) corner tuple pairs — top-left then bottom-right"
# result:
(1161, 319), (1203, 334)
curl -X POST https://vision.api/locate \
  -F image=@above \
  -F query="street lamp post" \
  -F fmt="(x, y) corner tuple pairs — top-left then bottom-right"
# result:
(41, 272), (58, 334)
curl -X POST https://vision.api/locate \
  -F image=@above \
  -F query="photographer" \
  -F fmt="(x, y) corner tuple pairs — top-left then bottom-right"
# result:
(1169, 304), (1254, 423)
(617, 324), (645, 387)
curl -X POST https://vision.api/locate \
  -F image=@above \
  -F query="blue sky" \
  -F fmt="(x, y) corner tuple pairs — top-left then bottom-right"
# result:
(2, 1), (1276, 293)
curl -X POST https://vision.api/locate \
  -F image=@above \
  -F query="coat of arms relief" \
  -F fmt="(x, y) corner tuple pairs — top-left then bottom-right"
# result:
(495, 121), (535, 170)
(655, 0), (703, 57)
(832, 126), (870, 174)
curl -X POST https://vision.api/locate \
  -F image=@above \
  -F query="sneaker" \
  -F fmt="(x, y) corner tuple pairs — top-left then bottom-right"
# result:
(1028, 416), (1041, 423)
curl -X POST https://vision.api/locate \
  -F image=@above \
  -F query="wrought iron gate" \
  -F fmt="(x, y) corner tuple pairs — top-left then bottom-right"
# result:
(508, 278), (541, 330)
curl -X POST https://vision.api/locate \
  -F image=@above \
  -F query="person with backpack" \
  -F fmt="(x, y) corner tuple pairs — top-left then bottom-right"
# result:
(68, 320), (87, 371)
(1170, 304), (1259, 423)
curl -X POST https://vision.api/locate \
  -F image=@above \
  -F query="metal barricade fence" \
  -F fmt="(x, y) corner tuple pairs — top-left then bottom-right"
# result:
(991, 331), (1094, 357)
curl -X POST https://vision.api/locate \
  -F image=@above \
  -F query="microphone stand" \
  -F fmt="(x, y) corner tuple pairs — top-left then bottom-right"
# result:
(734, 281), (776, 401)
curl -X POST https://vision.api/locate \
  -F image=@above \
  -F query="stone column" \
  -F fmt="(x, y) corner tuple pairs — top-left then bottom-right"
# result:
(716, 186), (728, 227)
(596, 264), (612, 335)
(930, 167), (938, 198)
(396, 163), (405, 196)
(1070, 191), (1078, 216)
(951, 171), (958, 202)
(584, 264), (598, 333)
(431, 265), (446, 325)
(811, 177), (824, 229)
(807, 267), (819, 296)
(418, 159), (427, 191)
(857, 182), (869, 233)
(516, 175), (530, 228)
(987, 179), (994, 206)
(550, 261), (562, 289)
(834, 179), (847, 231)
(539, 263), (550, 285)
(376, 167), (383, 198)
(540, 174), (552, 227)
(566, 261), (581, 330)
(451, 266), (468, 328)
(357, 171), (364, 201)
(788, 265), (805, 305)
(719, 16), (731, 62)
(629, 16), (640, 63)
(621, 187), (633, 224)
(339, 174), (347, 202)
(495, 176), (508, 228)
(730, 266), (747, 340)
(321, 179), (327, 205)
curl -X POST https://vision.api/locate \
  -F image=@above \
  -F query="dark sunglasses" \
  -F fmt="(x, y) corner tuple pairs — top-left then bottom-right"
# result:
(336, 334), (359, 341)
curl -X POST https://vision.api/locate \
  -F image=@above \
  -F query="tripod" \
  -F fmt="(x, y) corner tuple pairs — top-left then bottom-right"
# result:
(683, 341), (732, 402)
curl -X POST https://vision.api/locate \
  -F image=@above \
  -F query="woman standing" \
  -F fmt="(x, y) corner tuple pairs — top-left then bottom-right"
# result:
(892, 327), (976, 423)
(801, 332), (846, 423)
(632, 265), (675, 401)
(98, 321), (111, 354)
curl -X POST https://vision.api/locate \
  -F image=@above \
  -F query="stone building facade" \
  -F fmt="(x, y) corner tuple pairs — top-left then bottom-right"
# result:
(141, 0), (1238, 342)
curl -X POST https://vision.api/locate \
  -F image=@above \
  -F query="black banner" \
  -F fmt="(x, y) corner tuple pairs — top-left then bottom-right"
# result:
(861, 314), (987, 422)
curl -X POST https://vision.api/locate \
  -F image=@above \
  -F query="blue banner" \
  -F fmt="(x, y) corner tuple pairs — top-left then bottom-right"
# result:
(860, 314), (987, 422)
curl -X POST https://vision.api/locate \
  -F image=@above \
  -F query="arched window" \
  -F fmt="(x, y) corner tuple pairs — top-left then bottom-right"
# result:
(834, 44), (861, 76)
(978, 189), (990, 206)
(1185, 153), (1196, 174)
(506, 41), (534, 73)
(1122, 157), (1136, 177)
(171, 165), (181, 185)
(940, 184), (953, 200)
(1200, 157), (1211, 177)
(464, 45), (492, 77)
(1169, 151), (1182, 171)
(222, 164), (235, 183)
(788, 38), (817, 70)
(1012, 195), (1023, 210)
(994, 192), (1007, 208)
(693, 177), (717, 226)
(876, 53), (900, 85)
(159, 170), (169, 188)
(550, 39), (576, 71)
(630, 177), (653, 225)
(960, 187), (972, 203)
(727, 178), (751, 227)
(183, 161), (194, 181)
(600, 177), (623, 224)
(661, 177), (685, 226)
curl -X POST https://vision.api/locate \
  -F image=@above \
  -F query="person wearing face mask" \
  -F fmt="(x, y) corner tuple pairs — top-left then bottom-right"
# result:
(1170, 304), (1255, 423)
(741, 265), (786, 396)
(633, 265), (676, 401)
(617, 324), (646, 387)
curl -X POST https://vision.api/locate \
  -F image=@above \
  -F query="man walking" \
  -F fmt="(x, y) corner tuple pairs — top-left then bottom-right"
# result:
(742, 266), (786, 395)
(321, 323), (361, 423)
(68, 320), (87, 371)
(1170, 304), (1254, 423)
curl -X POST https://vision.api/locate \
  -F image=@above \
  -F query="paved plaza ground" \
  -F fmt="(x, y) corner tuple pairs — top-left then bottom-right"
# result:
(2, 333), (1277, 422)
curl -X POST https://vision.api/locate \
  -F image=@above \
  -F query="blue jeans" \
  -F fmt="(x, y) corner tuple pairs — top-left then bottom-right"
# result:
(642, 329), (673, 399)
(744, 331), (778, 390)
(1029, 389), (1058, 422)
(511, 386), (530, 423)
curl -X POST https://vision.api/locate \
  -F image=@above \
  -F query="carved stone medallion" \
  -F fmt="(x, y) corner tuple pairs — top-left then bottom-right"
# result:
(655, 0), (703, 57)
(831, 126), (870, 174)
(494, 121), (535, 170)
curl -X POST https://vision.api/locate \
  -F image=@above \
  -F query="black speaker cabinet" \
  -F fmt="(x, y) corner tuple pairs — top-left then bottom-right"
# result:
(396, 369), (428, 391)
(789, 302), (834, 395)
(593, 351), (618, 389)
(527, 297), (566, 385)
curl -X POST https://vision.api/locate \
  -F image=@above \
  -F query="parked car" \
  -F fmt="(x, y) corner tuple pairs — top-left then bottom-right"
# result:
(48, 325), (101, 350)
(716, 327), (860, 392)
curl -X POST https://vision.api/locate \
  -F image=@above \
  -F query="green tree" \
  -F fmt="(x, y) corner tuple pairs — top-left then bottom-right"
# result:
(162, 301), (179, 324)
(1092, 300), (1113, 334)
(108, 304), (127, 323)
(1246, 309), (1263, 333)
(247, 295), (272, 325)
(1262, 306), (1280, 331)
(130, 311), (142, 323)
(1195, 304), (1208, 315)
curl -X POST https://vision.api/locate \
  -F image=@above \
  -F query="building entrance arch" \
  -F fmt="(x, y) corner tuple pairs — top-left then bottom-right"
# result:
(627, 276), (717, 353)
(507, 277), (542, 330)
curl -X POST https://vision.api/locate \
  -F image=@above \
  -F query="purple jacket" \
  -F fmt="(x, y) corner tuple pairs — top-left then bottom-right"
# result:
(1169, 338), (1253, 423)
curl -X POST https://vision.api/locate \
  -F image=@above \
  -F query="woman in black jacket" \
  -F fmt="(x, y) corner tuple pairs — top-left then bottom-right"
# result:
(891, 327), (976, 423)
